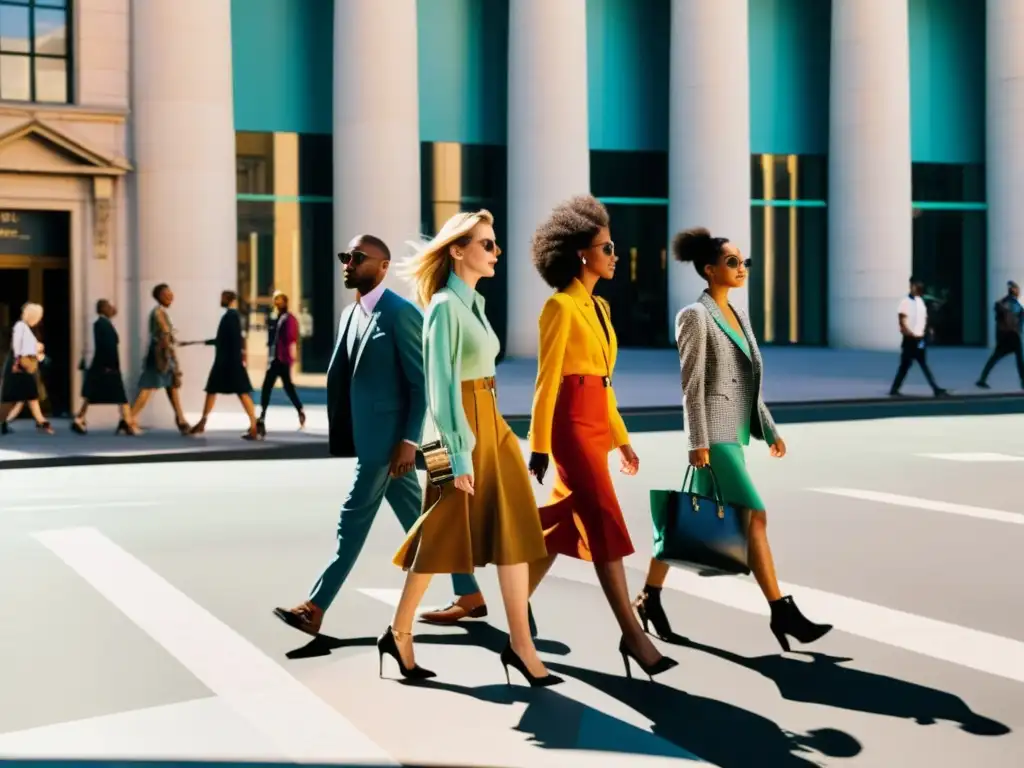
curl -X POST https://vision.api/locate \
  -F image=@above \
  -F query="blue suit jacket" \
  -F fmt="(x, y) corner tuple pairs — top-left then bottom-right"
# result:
(326, 288), (427, 465)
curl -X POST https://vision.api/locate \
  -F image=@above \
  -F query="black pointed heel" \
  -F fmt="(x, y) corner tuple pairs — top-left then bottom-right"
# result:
(618, 637), (678, 681)
(71, 420), (87, 435)
(769, 595), (832, 652)
(634, 586), (673, 639)
(115, 419), (135, 435)
(376, 626), (435, 680)
(500, 642), (563, 688)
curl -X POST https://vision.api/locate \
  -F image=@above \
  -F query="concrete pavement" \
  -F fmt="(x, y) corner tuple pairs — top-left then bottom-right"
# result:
(2, 414), (1023, 766)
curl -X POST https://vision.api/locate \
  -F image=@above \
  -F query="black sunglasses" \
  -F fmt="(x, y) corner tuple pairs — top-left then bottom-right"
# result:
(337, 250), (377, 266)
(724, 256), (752, 269)
(589, 241), (615, 256)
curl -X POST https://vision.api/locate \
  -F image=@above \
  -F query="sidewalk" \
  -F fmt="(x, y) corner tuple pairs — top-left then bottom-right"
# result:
(2, 346), (1022, 470)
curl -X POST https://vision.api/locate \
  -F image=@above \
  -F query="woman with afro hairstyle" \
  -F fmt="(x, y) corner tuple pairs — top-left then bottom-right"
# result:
(633, 227), (832, 653)
(386, 209), (560, 688)
(525, 194), (678, 680)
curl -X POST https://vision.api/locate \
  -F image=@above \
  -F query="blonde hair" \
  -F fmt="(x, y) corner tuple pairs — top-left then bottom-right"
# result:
(21, 302), (43, 327)
(401, 209), (494, 308)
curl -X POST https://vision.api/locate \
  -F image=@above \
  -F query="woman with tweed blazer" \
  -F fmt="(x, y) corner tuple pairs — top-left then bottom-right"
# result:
(632, 228), (832, 653)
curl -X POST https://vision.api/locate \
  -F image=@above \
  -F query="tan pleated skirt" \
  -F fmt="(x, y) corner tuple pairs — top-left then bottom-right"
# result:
(393, 377), (548, 574)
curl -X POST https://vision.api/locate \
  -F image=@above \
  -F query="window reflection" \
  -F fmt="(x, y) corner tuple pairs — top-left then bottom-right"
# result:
(0, 0), (70, 103)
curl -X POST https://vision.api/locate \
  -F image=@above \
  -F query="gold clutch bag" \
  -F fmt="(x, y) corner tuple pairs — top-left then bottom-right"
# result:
(418, 439), (455, 487)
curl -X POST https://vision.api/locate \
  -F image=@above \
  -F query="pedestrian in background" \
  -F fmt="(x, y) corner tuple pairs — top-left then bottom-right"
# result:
(187, 290), (260, 439)
(889, 277), (948, 397)
(976, 280), (1024, 389)
(634, 228), (832, 653)
(0, 302), (53, 435)
(72, 299), (139, 436)
(256, 290), (305, 436)
(131, 283), (191, 434)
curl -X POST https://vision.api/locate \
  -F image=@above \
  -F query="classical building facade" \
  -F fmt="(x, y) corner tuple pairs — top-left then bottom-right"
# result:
(1, 0), (1023, 425)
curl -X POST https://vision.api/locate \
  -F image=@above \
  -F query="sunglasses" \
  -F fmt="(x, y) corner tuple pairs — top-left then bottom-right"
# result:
(590, 241), (615, 256)
(724, 256), (752, 269)
(478, 238), (498, 253)
(337, 250), (377, 266)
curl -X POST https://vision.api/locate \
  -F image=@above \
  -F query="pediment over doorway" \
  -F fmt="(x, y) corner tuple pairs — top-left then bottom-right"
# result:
(0, 119), (132, 176)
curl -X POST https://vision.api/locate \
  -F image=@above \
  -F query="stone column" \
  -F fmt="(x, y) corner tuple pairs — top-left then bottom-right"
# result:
(828, 0), (913, 349)
(667, 0), (752, 339)
(986, 0), (1024, 341)
(130, 0), (237, 426)
(506, 0), (590, 356)
(333, 0), (421, 326)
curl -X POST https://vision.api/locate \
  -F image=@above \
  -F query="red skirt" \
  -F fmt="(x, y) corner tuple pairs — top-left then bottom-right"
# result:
(539, 375), (635, 563)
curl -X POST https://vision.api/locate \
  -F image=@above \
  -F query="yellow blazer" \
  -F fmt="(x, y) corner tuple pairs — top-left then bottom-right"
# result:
(528, 278), (629, 454)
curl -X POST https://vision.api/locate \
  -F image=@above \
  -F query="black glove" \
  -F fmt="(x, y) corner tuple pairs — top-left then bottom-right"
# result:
(528, 452), (549, 484)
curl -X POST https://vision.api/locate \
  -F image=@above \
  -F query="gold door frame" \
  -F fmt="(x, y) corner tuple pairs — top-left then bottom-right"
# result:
(0, 254), (69, 300)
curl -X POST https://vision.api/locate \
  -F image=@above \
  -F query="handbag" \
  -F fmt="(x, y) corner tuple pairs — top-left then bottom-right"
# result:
(650, 466), (752, 576)
(16, 355), (38, 375)
(415, 439), (455, 487)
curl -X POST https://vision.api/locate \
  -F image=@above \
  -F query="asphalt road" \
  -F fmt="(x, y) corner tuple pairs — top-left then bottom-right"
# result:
(2, 414), (1024, 767)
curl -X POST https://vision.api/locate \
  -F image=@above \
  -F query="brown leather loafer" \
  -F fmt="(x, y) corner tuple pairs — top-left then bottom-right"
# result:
(272, 600), (324, 636)
(419, 593), (488, 624)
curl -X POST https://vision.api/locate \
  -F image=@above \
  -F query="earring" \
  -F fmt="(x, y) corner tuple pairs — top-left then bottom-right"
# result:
(581, 256), (587, 265)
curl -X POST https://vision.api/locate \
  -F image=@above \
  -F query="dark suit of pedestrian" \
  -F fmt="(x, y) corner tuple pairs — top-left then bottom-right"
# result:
(203, 308), (252, 395)
(82, 316), (128, 404)
(310, 287), (480, 610)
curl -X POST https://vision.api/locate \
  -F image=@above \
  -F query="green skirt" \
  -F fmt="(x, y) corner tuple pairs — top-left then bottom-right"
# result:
(686, 443), (765, 511)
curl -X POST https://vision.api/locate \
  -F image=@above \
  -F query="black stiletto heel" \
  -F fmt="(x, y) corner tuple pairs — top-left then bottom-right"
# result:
(769, 595), (832, 653)
(376, 626), (435, 680)
(634, 587), (673, 640)
(618, 637), (678, 681)
(71, 420), (87, 435)
(499, 641), (563, 688)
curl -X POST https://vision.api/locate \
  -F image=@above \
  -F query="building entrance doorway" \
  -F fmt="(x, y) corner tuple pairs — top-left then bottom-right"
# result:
(0, 255), (71, 417)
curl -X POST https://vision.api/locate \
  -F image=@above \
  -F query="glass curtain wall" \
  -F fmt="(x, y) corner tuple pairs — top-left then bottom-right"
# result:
(911, 163), (986, 346)
(748, 154), (828, 346)
(235, 131), (334, 374)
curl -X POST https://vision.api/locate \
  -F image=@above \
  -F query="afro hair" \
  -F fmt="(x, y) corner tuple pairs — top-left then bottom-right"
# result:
(531, 195), (610, 290)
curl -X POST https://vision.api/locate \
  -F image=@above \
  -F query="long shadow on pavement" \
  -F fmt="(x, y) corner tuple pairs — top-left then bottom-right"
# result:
(285, 621), (571, 660)
(655, 632), (1011, 737)
(410, 669), (861, 767)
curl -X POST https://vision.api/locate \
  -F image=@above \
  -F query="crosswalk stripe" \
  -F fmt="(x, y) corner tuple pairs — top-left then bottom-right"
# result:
(32, 527), (395, 765)
(547, 556), (1024, 686)
(807, 487), (1024, 526)
(918, 452), (1024, 462)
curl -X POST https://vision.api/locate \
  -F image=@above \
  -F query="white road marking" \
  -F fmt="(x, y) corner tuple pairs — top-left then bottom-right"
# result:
(32, 527), (395, 764)
(918, 452), (1024, 462)
(549, 557), (1024, 685)
(5, 502), (162, 512)
(808, 487), (1024, 526)
(0, 698), (275, 759)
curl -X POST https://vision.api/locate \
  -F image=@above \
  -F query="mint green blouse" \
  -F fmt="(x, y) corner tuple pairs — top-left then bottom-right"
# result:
(423, 272), (500, 479)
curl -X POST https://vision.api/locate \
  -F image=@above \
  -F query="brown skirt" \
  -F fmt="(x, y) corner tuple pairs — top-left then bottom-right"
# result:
(393, 377), (548, 574)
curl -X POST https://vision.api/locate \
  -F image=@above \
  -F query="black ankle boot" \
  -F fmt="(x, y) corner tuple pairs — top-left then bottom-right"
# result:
(634, 585), (674, 640)
(769, 595), (832, 652)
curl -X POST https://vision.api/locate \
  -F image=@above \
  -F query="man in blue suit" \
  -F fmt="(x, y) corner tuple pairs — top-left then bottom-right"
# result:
(273, 234), (481, 636)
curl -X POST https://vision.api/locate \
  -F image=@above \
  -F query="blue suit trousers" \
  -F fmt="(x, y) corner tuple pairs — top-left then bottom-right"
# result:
(309, 459), (480, 609)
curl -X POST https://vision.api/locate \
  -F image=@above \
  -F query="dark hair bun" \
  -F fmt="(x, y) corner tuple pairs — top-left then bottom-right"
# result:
(671, 227), (713, 263)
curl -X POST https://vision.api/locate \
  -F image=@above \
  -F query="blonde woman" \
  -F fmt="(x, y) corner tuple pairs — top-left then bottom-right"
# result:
(0, 303), (53, 434)
(383, 210), (560, 688)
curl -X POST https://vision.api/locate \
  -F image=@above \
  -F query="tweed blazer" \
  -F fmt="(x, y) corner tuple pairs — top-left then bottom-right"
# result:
(676, 292), (778, 451)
